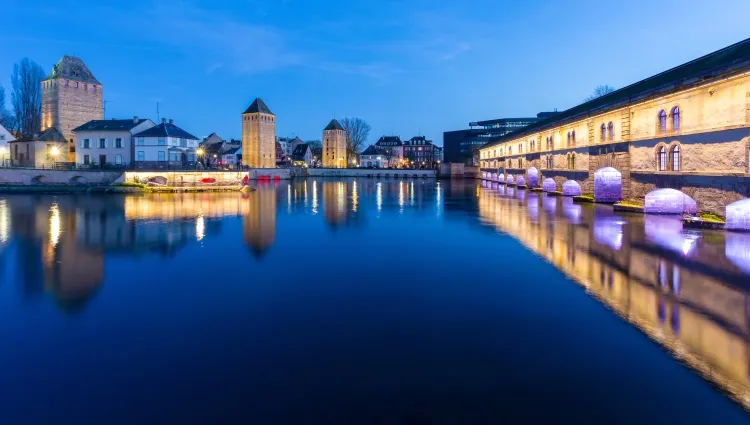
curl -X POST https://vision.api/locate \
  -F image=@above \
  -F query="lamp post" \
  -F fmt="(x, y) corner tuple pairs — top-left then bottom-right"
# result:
(196, 147), (205, 168)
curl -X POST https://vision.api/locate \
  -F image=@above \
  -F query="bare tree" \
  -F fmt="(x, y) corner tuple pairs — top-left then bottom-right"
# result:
(584, 85), (616, 102)
(380, 146), (395, 167)
(340, 117), (371, 160)
(306, 139), (322, 150)
(0, 85), (15, 130)
(11, 58), (45, 137)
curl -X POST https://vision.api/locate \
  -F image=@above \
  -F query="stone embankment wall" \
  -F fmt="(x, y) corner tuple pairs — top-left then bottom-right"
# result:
(0, 168), (123, 185)
(302, 168), (436, 178)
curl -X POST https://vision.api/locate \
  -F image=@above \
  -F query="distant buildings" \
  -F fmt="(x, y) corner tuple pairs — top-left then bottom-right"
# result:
(374, 136), (403, 167)
(200, 133), (241, 168)
(41, 55), (103, 162)
(403, 136), (436, 168)
(359, 145), (386, 168)
(73, 117), (155, 167)
(241, 98), (276, 168)
(443, 113), (556, 165)
(291, 143), (313, 167)
(131, 119), (200, 169)
(322, 119), (346, 168)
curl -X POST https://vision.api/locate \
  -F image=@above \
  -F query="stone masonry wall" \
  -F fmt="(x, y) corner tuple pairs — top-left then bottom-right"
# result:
(242, 113), (276, 168)
(42, 78), (103, 162)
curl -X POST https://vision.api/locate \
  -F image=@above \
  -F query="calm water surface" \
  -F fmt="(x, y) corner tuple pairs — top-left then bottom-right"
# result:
(1, 178), (749, 424)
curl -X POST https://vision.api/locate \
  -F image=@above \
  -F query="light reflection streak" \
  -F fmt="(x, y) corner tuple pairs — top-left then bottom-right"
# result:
(49, 203), (61, 248)
(195, 209), (205, 242)
(0, 199), (9, 244)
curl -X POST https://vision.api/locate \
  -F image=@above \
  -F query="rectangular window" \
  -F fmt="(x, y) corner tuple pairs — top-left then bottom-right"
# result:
(158, 151), (166, 161)
(99, 138), (106, 148)
(171, 137), (177, 147)
(158, 137), (166, 146)
(115, 138), (123, 148)
(83, 154), (90, 165)
(137, 137), (144, 146)
(83, 139), (90, 149)
(180, 139), (187, 147)
(115, 154), (122, 165)
(137, 151), (145, 161)
(169, 152), (178, 162)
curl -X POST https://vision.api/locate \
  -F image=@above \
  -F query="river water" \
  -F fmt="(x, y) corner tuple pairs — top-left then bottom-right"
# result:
(0, 178), (749, 424)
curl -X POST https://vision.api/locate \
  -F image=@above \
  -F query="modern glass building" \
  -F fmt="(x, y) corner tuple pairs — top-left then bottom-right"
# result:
(443, 112), (557, 165)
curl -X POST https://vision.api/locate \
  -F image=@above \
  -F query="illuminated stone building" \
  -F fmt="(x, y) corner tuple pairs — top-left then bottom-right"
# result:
(242, 98), (276, 168)
(479, 37), (750, 216)
(243, 185), (277, 257)
(322, 119), (347, 168)
(41, 55), (103, 162)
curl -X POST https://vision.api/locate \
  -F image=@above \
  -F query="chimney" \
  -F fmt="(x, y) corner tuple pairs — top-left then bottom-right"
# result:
(161, 118), (167, 124)
(133, 116), (139, 123)
(168, 119), (174, 125)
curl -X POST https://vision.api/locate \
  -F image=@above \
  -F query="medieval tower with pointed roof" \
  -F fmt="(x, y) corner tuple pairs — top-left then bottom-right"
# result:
(41, 55), (103, 162)
(323, 119), (347, 168)
(241, 98), (276, 168)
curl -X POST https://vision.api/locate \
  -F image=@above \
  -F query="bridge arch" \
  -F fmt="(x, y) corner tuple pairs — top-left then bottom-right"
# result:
(542, 178), (556, 193)
(498, 174), (505, 183)
(506, 174), (515, 185)
(517, 175), (526, 187)
(69, 175), (89, 185)
(726, 198), (750, 231)
(526, 167), (539, 188)
(31, 175), (47, 184)
(644, 188), (697, 215)
(562, 180), (581, 196)
(593, 167), (622, 203)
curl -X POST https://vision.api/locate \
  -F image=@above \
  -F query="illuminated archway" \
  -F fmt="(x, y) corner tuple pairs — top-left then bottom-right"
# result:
(542, 178), (557, 193)
(517, 176), (526, 187)
(593, 167), (621, 203)
(498, 174), (505, 183)
(506, 174), (515, 185)
(526, 167), (539, 188)
(644, 188), (697, 215)
(562, 180), (581, 196)
(726, 199), (750, 231)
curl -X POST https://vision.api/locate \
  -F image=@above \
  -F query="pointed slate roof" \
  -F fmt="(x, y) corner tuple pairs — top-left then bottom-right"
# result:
(133, 122), (199, 140)
(324, 119), (344, 131)
(43, 55), (101, 84)
(361, 145), (381, 155)
(243, 98), (274, 115)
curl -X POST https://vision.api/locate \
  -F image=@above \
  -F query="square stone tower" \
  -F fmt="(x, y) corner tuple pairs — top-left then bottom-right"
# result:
(41, 55), (103, 162)
(323, 119), (347, 168)
(242, 98), (276, 168)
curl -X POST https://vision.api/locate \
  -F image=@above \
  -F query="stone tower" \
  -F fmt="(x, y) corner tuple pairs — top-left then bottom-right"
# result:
(41, 55), (103, 162)
(241, 98), (276, 168)
(323, 119), (347, 168)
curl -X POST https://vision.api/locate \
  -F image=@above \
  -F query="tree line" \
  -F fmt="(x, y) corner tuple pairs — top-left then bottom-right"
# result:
(1, 58), (45, 137)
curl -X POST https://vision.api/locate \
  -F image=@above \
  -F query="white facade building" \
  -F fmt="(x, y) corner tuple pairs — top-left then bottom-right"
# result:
(0, 124), (16, 166)
(74, 117), (154, 167)
(132, 119), (200, 169)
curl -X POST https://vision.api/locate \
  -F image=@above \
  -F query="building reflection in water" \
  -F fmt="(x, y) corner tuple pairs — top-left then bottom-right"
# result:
(243, 184), (277, 258)
(477, 186), (750, 409)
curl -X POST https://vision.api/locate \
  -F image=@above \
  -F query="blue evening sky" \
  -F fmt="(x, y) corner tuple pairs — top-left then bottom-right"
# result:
(1, 0), (749, 145)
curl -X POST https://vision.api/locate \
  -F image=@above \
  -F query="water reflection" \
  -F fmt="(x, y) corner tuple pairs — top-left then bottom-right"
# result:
(477, 186), (750, 408)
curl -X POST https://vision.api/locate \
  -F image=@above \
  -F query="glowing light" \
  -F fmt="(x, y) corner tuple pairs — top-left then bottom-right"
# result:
(197, 148), (205, 156)
(49, 203), (61, 248)
(507, 174), (515, 185)
(562, 180), (582, 196)
(562, 198), (582, 224)
(593, 210), (624, 250)
(376, 182), (383, 212)
(312, 180), (318, 214)
(49, 146), (61, 157)
(544, 194), (556, 214)
(645, 215), (696, 256)
(726, 198), (750, 231)
(527, 195), (539, 222)
(498, 174), (505, 183)
(196, 209), (205, 241)
(352, 180), (358, 212)
(726, 232), (750, 273)
(527, 167), (539, 188)
(644, 188), (697, 215)
(542, 178), (556, 193)
(593, 167), (622, 203)
(517, 176), (526, 187)
(0, 199), (8, 244)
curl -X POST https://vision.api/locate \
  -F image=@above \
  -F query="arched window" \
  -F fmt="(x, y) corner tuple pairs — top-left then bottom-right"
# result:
(567, 132), (571, 147)
(571, 153), (576, 169)
(571, 130), (576, 146)
(671, 106), (680, 132)
(607, 122), (614, 141)
(671, 145), (680, 171)
(600, 124), (606, 142)
(658, 110), (667, 134)
(657, 146), (667, 171)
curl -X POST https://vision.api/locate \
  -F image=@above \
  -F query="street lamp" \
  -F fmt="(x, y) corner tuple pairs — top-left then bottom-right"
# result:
(49, 145), (61, 169)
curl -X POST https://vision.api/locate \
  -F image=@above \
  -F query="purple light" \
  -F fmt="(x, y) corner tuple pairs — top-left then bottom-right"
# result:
(528, 194), (539, 222)
(593, 167), (622, 203)
(542, 178), (557, 193)
(726, 232), (750, 273)
(507, 174), (515, 185)
(491, 173), (497, 181)
(517, 176), (526, 187)
(544, 194), (557, 214)
(481, 171), (487, 179)
(726, 199), (750, 231)
(593, 209), (625, 251)
(644, 188), (697, 215)
(562, 198), (581, 224)
(498, 174), (505, 183)
(507, 187), (515, 197)
(562, 180), (581, 196)
(517, 188), (526, 200)
(527, 167), (539, 188)
(644, 215), (696, 256)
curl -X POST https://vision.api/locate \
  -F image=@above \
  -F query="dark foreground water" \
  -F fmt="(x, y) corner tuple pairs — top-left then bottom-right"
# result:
(1, 178), (749, 424)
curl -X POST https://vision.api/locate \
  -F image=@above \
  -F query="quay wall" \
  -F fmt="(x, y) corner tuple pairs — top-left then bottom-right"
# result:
(302, 168), (436, 178)
(0, 168), (123, 186)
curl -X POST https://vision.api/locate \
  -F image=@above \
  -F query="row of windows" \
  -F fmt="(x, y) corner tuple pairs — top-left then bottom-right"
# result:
(658, 106), (680, 134)
(657, 145), (681, 171)
(82, 154), (123, 165)
(243, 115), (275, 122)
(43, 79), (98, 92)
(82, 138), (123, 149)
